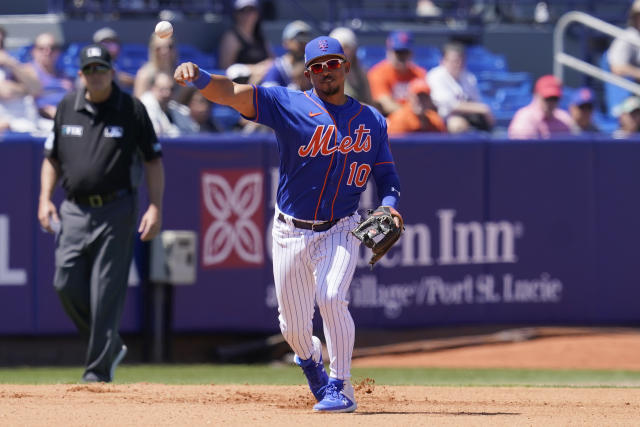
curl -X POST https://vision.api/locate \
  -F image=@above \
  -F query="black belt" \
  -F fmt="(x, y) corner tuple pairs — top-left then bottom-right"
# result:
(69, 189), (132, 207)
(277, 213), (340, 232)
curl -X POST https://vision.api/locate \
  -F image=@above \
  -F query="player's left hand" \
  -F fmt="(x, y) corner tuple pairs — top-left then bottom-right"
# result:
(174, 62), (200, 86)
(387, 206), (403, 228)
(351, 206), (404, 267)
(138, 204), (162, 241)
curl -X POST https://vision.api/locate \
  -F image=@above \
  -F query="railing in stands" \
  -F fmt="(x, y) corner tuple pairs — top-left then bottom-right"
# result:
(553, 11), (640, 97)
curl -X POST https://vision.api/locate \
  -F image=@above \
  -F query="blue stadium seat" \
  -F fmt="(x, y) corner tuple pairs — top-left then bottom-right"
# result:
(357, 45), (386, 69)
(477, 71), (532, 99)
(466, 51), (507, 73)
(592, 111), (618, 134)
(8, 45), (31, 62)
(413, 45), (441, 70)
(178, 43), (217, 70)
(211, 104), (240, 132)
(489, 86), (531, 128)
(118, 43), (149, 74)
(60, 42), (89, 78)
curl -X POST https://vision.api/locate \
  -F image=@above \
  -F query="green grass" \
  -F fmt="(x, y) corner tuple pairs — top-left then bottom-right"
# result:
(1, 364), (640, 387)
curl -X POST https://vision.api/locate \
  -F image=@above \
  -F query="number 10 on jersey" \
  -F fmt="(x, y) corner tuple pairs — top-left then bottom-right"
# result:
(346, 162), (371, 187)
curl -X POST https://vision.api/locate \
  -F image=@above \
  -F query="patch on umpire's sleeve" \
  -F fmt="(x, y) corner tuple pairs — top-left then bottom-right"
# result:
(104, 126), (124, 138)
(44, 131), (55, 150)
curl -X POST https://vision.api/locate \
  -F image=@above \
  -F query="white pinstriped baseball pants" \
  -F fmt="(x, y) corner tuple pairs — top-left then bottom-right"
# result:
(272, 208), (361, 380)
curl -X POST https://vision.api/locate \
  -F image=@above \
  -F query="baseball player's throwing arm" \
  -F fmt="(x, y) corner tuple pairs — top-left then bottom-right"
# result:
(174, 62), (255, 118)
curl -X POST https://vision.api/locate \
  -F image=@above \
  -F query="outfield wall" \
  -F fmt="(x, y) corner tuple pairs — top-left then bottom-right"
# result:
(1, 133), (639, 335)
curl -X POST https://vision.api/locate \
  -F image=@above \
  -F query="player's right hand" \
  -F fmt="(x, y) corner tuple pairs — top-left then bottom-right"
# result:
(174, 62), (200, 86)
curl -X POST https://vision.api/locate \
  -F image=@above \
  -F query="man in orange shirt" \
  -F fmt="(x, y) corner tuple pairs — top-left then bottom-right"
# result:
(387, 78), (446, 135)
(367, 30), (427, 116)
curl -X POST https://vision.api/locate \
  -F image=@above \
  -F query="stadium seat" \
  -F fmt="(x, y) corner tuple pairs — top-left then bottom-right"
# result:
(8, 45), (31, 62)
(60, 42), (88, 78)
(477, 71), (532, 99)
(211, 104), (241, 132)
(466, 46), (507, 73)
(489, 86), (531, 128)
(357, 45), (386, 69)
(592, 111), (619, 134)
(118, 43), (149, 75)
(178, 43), (217, 70)
(413, 45), (441, 70)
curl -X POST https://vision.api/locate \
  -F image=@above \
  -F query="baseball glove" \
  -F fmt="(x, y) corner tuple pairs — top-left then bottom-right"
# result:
(351, 206), (404, 267)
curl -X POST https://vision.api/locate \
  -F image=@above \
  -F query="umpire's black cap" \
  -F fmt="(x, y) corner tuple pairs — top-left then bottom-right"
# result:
(79, 44), (112, 69)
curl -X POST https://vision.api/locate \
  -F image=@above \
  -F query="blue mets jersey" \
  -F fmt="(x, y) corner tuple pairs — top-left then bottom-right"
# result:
(248, 85), (401, 221)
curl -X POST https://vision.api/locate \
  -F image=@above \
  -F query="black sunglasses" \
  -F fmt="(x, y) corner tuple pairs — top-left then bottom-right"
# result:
(307, 59), (344, 74)
(82, 64), (110, 75)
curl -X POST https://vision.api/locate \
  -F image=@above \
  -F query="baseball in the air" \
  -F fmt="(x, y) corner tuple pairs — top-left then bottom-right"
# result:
(154, 21), (173, 39)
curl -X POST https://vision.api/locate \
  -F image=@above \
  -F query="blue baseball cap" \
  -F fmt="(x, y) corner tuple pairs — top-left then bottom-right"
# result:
(569, 87), (595, 107)
(304, 36), (346, 67)
(387, 30), (413, 51)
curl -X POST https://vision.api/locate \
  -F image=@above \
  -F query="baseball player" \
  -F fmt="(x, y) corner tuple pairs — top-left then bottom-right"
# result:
(174, 36), (402, 412)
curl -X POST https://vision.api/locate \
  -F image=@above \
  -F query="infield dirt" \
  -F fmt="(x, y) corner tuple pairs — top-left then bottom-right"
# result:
(1, 331), (640, 426)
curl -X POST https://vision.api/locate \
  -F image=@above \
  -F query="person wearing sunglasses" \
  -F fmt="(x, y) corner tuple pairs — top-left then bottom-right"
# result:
(508, 74), (575, 139)
(23, 32), (74, 120)
(38, 43), (165, 383)
(174, 35), (402, 413)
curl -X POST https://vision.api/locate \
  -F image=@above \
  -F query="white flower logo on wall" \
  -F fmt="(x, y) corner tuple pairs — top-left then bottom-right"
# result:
(201, 170), (264, 268)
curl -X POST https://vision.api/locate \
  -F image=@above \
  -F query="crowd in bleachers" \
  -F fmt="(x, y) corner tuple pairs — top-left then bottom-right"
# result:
(2, 0), (640, 139)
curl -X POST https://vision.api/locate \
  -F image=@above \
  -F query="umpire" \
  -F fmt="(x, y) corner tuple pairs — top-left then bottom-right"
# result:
(37, 44), (164, 383)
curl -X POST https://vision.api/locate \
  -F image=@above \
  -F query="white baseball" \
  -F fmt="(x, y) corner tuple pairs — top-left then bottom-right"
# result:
(154, 21), (173, 39)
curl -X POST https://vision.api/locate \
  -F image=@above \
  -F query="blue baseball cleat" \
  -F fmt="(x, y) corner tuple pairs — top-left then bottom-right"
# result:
(313, 378), (357, 413)
(293, 336), (329, 401)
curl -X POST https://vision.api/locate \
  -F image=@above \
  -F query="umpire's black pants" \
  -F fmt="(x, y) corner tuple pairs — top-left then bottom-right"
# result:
(54, 194), (137, 381)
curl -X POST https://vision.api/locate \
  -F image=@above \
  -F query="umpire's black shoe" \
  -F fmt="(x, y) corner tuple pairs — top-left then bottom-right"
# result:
(109, 344), (128, 381)
(81, 372), (109, 383)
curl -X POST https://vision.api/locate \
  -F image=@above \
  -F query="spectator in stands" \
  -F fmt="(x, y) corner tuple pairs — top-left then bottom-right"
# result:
(508, 75), (575, 139)
(367, 30), (427, 116)
(568, 87), (599, 133)
(613, 96), (640, 138)
(260, 20), (312, 90)
(176, 86), (218, 133)
(427, 41), (494, 133)
(0, 25), (44, 132)
(608, 1), (640, 84)
(134, 33), (178, 98)
(139, 71), (196, 137)
(225, 64), (271, 134)
(386, 78), (446, 135)
(218, 0), (273, 84)
(329, 27), (373, 105)
(93, 27), (135, 92)
(290, 60), (312, 91)
(23, 32), (74, 120)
